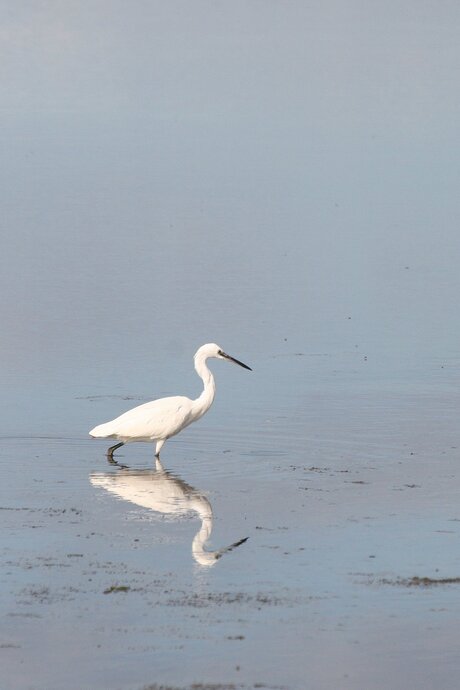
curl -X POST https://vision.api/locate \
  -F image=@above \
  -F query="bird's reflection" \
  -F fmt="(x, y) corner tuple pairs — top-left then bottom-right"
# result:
(90, 458), (248, 566)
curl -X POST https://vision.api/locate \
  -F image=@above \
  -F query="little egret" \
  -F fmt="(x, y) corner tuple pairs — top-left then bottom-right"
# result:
(89, 343), (252, 458)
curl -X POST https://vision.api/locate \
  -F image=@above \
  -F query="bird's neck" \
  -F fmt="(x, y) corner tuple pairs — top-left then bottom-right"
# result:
(192, 515), (213, 552)
(192, 510), (219, 565)
(192, 355), (216, 418)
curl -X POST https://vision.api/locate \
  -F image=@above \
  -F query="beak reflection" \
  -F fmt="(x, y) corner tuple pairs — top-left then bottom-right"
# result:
(90, 458), (248, 567)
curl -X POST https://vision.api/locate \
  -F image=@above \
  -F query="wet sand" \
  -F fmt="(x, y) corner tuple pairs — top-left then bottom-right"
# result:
(2, 353), (460, 690)
(3, 3), (460, 687)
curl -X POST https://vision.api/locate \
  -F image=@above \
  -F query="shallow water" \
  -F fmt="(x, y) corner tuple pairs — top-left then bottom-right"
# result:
(2, 3), (460, 689)
(3, 353), (460, 690)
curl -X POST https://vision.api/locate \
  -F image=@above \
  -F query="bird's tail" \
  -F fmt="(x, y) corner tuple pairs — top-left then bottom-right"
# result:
(89, 422), (115, 438)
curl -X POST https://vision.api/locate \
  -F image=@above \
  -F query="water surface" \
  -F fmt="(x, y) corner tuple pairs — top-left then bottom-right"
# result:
(2, 3), (460, 689)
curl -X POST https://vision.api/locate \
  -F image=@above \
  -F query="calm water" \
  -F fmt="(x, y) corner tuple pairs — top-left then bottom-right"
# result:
(2, 3), (460, 689)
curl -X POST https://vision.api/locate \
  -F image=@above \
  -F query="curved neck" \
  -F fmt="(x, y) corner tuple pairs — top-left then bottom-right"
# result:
(192, 515), (218, 565)
(191, 353), (216, 418)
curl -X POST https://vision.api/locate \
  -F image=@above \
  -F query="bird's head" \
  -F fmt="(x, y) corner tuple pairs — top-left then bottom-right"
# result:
(194, 343), (252, 370)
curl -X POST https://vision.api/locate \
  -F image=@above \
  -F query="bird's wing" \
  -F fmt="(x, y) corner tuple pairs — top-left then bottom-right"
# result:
(111, 396), (193, 440)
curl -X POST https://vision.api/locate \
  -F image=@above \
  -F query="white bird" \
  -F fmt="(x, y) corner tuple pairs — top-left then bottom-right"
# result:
(90, 459), (248, 566)
(89, 343), (251, 459)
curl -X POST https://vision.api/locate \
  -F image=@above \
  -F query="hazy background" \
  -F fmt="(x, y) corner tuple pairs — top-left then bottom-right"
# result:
(3, 5), (460, 689)
(1, 0), (460, 433)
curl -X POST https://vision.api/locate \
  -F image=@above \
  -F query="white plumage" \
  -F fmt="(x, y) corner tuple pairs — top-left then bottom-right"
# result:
(89, 343), (251, 458)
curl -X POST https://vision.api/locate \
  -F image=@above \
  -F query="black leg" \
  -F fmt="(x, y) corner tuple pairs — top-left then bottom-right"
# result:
(106, 442), (124, 461)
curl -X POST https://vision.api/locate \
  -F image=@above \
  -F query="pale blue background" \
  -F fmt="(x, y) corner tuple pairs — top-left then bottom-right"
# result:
(2, 5), (460, 689)
(2, 1), (460, 429)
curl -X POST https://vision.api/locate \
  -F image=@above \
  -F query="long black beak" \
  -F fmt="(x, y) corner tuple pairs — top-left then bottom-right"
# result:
(215, 536), (249, 559)
(220, 350), (252, 371)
